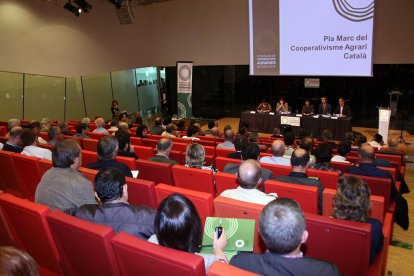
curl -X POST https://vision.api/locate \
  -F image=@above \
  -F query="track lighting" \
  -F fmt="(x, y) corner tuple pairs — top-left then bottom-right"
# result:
(64, 1), (81, 17)
(108, 0), (126, 9)
(74, 0), (93, 13)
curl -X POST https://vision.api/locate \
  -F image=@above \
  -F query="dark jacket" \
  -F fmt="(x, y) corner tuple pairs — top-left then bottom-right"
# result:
(230, 251), (339, 276)
(333, 104), (352, 117)
(149, 154), (178, 165)
(74, 202), (155, 239)
(2, 143), (22, 153)
(86, 159), (133, 178)
(149, 125), (164, 135)
(118, 150), (139, 160)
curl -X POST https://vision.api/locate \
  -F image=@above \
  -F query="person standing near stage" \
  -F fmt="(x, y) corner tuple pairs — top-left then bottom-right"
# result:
(318, 96), (332, 115)
(256, 99), (272, 113)
(333, 97), (352, 118)
(275, 97), (289, 113)
(111, 100), (120, 118)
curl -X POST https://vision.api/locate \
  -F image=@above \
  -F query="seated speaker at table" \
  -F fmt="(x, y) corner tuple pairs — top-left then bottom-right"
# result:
(275, 97), (289, 113)
(333, 97), (352, 118)
(317, 96), (332, 115)
(256, 98), (272, 112)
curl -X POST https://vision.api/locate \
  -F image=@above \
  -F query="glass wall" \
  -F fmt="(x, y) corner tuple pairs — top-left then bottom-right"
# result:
(0, 72), (23, 121)
(135, 67), (160, 118)
(82, 73), (113, 120)
(111, 70), (139, 115)
(66, 76), (86, 121)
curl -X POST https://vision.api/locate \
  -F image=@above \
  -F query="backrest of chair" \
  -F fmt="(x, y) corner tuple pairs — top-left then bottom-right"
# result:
(141, 138), (159, 148)
(207, 262), (261, 276)
(38, 143), (54, 150)
(136, 159), (174, 185)
(214, 196), (265, 253)
(125, 177), (157, 209)
(0, 151), (26, 198)
(264, 180), (318, 214)
(197, 140), (216, 148)
(172, 142), (188, 152)
(82, 138), (99, 151)
(111, 232), (205, 276)
(130, 136), (142, 146)
(116, 156), (137, 170)
(172, 165), (215, 196)
(259, 163), (291, 178)
(0, 126), (7, 136)
(215, 147), (235, 157)
(39, 158), (53, 177)
(169, 150), (184, 165)
(378, 166), (397, 181)
(38, 132), (49, 141)
(0, 193), (63, 275)
(215, 156), (241, 172)
(329, 161), (351, 173)
(376, 153), (402, 166)
(81, 150), (98, 166)
(215, 172), (239, 195)
(88, 132), (105, 140)
(0, 193), (17, 247)
(203, 146), (216, 157)
(307, 169), (340, 190)
(134, 145), (155, 160)
(12, 154), (41, 201)
(322, 188), (385, 224)
(304, 213), (371, 276)
(344, 173), (391, 213)
(46, 210), (119, 276)
(78, 167), (98, 183)
(155, 184), (214, 226)
(346, 155), (358, 163)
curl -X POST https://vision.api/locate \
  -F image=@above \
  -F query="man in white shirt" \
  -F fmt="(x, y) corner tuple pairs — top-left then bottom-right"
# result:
(368, 133), (385, 150)
(220, 160), (277, 205)
(216, 129), (235, 150)
(21, 128), (52, 160)
(259, 140), (290, 166)
(331, 142), (351, 163)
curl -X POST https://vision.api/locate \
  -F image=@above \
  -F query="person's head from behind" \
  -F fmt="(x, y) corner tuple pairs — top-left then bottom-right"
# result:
(165, 124), (177, 135)
(239, 126), (247, 137)
(154, 117), (162, 126)
(115, 130), (131, 151)
(97, 136), (118, 161)
(0, 246), (38, 276)
(284, 132), (295, 146)
(8, 126), (23, 145)
(207, 120), (215, 130)
(155, 194), (202, 253)
(28, 121), (41, 134)
(81, 117), (91, 125)
(337, 141), (351, 157)
(95, 117), (105, 128)
(373, 133), (383, 144)
(259, 198), (308, 255)
(355, 134), (367, 147)
(291, 148), (310, 170)
(300, 137), (314, 153)
(40, 118), (51, 129)
(388, 138), (399, 149)
(241, 143), (260, 161)
(111, 100), (119, 108)
(248, 132), (259, 143)
(345, 132), (355, 144)
(52, 139), (81, 169)
(224, 129), (234, 142)
(135, 124), (148, 138)
(223, 124), (232, 133)
(321, 130), (333, 141)
(234, 136), (248, 152)
(48, 126), (62, 141)
(186, 125), (200, 138)
(333, 176), (370, 222)
(314, 143), (333, 164)
(21, 129), (37, 147)
(211, 127), (220, 137)
(76, 123), (88, 135)
(117, 122), (129, 132)
(238, 160), (262, 189)
(157, 138), (173, 155)
(298, 128), (310, 140)
(176, 120), (186, 131)
(7, 119), (20, 130)
(358, 143), (375, 163)
(163, 116), (172, 126)
(271, 140), (285, 157)
(94, 168), (127, 203)
(272, 128), (281, 137)
(185, 143), (205, 168)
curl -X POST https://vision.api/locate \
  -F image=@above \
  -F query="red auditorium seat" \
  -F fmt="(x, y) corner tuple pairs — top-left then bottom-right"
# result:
(0, 126), (7, 136)
(135, 159), (174, 185)
(130, 136), (142, 146)
(116, 156), (137, 170)
(307, 169), (340, 190)
(264, 180), (319, 214)
(39, 158), (53, 177)
(214, 172), (238, 195)
(78, 167), (98, 183)
(46, 211), (120, 276)
(197, 140), (216, 148)
(172, 165), (215, 196)
(0, 192), (17, 247)
(88, 132), (105, 140)
(141, 138), (159, 148)
(0, 151), (26, 198)
(133, 145), (155, 160)
(38, 131), (49, 142)
(215, 147), (235, 157)
(125, 177), (157, 209)
(169, 150), (184, 165)
(207, 262), (261, 276)
(111, 232), (205, 276)
(259, 162), (291, 178)
(38, 143), (53, 150)
(12, 154), (42, 201)
(214, 196), (265, 253)
(81, 150), (98, 166)
(155, 184), (214, 226)
(0, 193), (63, 275)
(82, 138), (99, 151)
(329, 161), (351, 173)
(215, 156), (241, 172)
(172, 142), (188, 152)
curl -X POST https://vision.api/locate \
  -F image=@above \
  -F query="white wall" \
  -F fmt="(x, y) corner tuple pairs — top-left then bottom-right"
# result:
(0, 0), (413, 77)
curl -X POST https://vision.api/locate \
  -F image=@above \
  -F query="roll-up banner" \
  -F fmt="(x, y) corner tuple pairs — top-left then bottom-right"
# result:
(177, 62), (193, 118)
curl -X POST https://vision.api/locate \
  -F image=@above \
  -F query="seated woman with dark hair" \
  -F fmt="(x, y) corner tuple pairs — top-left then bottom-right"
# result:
(185, 143), (215, 171)
(148, 194), (227, 270)
(311, 143), (341, 174)
(135, 124), (148, 138)
(333, 176), (384, 264)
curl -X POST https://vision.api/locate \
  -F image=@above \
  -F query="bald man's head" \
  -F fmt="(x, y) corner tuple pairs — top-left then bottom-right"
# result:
(358, 143), (375, 163)
(291, 148), (310, 169)
(237, 159), (262, 189)
(271, 140), (285, 157)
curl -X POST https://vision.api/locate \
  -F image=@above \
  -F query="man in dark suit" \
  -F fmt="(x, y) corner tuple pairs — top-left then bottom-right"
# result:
(227, 136), (248, 160)
(230, 198), (339, 275)
(149, 117), (164, 135)
(149, 138), (177, 165)
(273, 148), (324, 214)
(2, 126), (23, 153)
(317, 96), (332, 115)
(333, 97), (352, 117)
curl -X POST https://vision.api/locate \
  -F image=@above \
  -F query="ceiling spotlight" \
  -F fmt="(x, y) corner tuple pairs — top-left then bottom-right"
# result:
(108, 0), (126, 9)
(64, 1), (81, 16)
(74, 0), (93, 13)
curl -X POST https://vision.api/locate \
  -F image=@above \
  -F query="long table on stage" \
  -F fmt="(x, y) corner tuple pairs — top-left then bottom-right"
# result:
(239, 111), (352, 140)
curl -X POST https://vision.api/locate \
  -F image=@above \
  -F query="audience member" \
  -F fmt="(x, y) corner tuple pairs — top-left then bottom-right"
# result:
(310, 143), (341, 174)
(7, 118), (21, 130)
(331, 142), (351, 163)
(333, 176), (383, 264)
(115, 131), (138, 159)
(204, 120), (216, 135)
(283, 132), (296, 157)
(354, 134), (367, 149)
(185, 143), (214, 171)
(259, 140), (290, 166)
(47, 126), (63, 146)
(148, 194), (228, 271)
(135, 124), (148, 138)
(74, 168), (155, 239)
(149, 117), (164, 135)
(161, 123), (178, 138)
(2, 126), (23, 153)
(216, 129), (235, 150)
(223, 124), (232, 133)
(93, 117), (109, 135)
(86, 136), (133, 177)
(117, 121), (129, 133)
(298, 137), (316, 164)
(35, 139), (96, 212)
(75, 123), (90, 138)
(227, 136), (248, 160)
(230, 198), (339, 275)
(210, 127), (221, 138)
(221, 160), (277, 205)
(149, 138), (177, 165)
(271, 127), (283, 138)
(0, 246), (39, 276)
(59, 122), (72, 136)
(319, 130), (337, 149)
(182, 125), (200, 140)
(28, 120), (48, 144)
(40, 118), (51, 132)
(21, 128), (52, 160)
(176, 120), (186, 131)
(368, 133), (385, 150)
(273, 148), (323, 214)
(81, 117), (91, 125)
